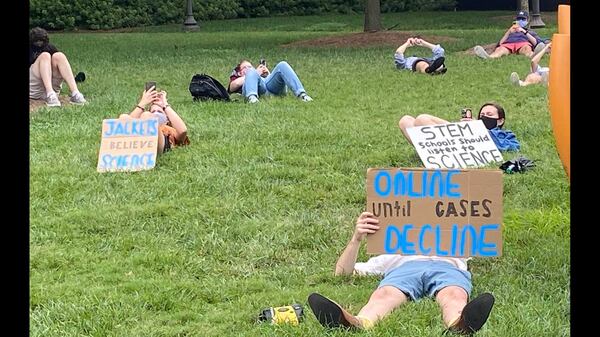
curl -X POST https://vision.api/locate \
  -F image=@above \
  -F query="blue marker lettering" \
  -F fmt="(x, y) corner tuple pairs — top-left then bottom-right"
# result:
(407, 171), (422, 197)
(445, 170), (461, 197)
(393, 171), (406, 196)
(460, 224), (478, 256)
(374, 171), (392, 197)
(429, 170), (444, 197)
(435, 225), (449, 256)
(419, 224), (432, 254)
(104, 120), (116, 137)
(147, 119), (158, 136)
(450, 224), (458, 256)
(384, 225), (401, 253)
(478, 224), (499, 256)
(101, 154), (113, 168)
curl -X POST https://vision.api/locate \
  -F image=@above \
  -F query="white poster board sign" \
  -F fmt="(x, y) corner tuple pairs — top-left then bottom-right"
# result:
(97, 118), (159, 172)
(406, 120), (503, 169)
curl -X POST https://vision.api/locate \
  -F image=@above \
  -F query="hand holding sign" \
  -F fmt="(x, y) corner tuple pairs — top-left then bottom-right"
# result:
(352, 212), (380, 242)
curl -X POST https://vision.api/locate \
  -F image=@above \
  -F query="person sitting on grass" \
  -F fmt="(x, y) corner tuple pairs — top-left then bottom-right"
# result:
(473, 10), (545, 60)
(29, 27), (87, 107)
(510, 42), (552, 87)
(119, 86), (189, 154)
(307, 211), (495, 335)
(398, 102), (520, 152)
(227, 59), (313, 104)
(394, 37), (447, 75)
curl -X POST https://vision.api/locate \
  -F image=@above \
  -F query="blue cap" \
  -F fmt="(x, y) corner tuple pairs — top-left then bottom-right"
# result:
(516, 10), (529, 20)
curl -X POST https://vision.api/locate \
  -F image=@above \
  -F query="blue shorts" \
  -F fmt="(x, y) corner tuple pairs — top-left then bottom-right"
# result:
(378, 260), (472, 301)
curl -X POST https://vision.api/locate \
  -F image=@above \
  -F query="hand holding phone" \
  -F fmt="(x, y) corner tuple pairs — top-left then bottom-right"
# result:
(461, 108), (472, 119)
(145, 81), (157, 92)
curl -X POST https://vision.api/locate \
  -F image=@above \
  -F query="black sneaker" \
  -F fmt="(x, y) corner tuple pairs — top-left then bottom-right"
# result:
(432, 66), (448, 75)
(75, 71), (86, 83)
(446, 293), (495, 335)
(425, 57), (445, 74)
(307, 293), (361, 329)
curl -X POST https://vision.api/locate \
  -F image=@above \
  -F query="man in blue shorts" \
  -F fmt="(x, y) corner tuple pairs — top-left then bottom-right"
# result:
(308, 211), (495, 335)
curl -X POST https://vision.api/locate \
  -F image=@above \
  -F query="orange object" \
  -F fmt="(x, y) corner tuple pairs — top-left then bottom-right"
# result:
(558, 5), (570, 34)
(548, 33), (570, 180)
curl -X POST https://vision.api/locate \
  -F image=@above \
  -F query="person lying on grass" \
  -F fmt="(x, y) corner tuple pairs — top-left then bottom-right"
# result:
(119, 86), (189, 154)
(473, 10), (546, 60)
(308, 211), (495, 335)
(227, 59), (312, 103)
(394, 37), (447, 75)
(510, 42), (552, 87)
(398, 102), (520, 152)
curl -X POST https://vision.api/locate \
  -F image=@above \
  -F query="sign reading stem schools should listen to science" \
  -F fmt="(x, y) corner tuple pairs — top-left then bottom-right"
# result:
(366, 168), (503, 257)
(406, 120), (503, 169)
(97, 118), (159, 172)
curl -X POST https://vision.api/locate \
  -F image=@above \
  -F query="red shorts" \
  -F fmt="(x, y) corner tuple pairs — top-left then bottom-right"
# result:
(499, 41), (532, 54)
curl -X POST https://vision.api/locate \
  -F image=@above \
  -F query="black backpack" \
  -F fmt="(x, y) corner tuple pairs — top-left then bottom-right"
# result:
(189, 74), (230, 101)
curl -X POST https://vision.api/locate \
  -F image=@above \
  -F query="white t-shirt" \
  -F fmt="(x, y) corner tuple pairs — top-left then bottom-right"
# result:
(353, 254), (469, 276)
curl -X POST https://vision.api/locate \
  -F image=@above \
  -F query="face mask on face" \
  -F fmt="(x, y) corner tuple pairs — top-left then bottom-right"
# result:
(517, 20), (528, 28)
(480, 116), (499, 130)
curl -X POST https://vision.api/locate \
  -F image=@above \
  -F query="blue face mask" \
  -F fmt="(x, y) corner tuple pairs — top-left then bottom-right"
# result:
(517, 19), (528, 28)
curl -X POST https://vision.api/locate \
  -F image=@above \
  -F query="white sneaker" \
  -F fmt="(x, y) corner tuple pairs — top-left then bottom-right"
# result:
(474, 45), (489, 59)
(510, 72), (521, 86)
(299, 93), (313, 102)
(46, 92), (61, 107)
(70, 92), (87, 105)
(247, 95), (259, 104)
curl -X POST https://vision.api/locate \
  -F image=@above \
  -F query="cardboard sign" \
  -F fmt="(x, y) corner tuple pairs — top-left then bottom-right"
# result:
(366, 168), (503, 257)
(406, 120), (504, 169)
(97, 118), (159, 172)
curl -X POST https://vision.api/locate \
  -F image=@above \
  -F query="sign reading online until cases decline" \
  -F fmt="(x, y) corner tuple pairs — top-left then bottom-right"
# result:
(406, 120), (503, 169)
(97, 118), (159, 172)
(366, 168), (503, 257)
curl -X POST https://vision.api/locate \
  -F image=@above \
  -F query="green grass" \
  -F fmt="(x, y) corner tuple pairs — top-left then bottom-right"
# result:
(30, 11), (569, 337)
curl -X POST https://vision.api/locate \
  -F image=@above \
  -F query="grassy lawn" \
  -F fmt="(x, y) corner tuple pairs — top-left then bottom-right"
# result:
(30, 11), (569, 337)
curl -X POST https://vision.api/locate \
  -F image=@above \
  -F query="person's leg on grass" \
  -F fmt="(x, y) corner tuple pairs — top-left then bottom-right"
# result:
(435, 286), (469, 328)
(517, 45), (534, 58)
(30, 52), (55, 96)
(414, 60), (429, 74)
(264, 61), (310, 99)
(355, 286), (409, 328)
(522, 73), (543, 86)
(51, 53), (80, 96)
(242, 68), (266, 102)
(399, 115), (417, 143)
(488, 46), (511, 59)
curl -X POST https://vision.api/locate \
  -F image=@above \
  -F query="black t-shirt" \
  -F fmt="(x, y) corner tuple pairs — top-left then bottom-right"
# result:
(29, 43), (59, 67)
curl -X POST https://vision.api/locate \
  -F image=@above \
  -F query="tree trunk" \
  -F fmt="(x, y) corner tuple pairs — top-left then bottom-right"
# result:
(518, 0), (530, 12)
(364, 0), (382, 32)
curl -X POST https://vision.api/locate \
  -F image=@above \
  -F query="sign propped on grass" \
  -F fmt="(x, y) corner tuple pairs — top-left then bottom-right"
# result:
(366, 168), (503, 257)
(407, 120), (503, 169)
(97, 118), (159, 172)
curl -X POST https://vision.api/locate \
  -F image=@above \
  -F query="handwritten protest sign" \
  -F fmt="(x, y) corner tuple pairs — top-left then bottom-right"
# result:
(366, 168), (503, 257)
(97, 118), (159, 172)
(406, 120), (503, 169)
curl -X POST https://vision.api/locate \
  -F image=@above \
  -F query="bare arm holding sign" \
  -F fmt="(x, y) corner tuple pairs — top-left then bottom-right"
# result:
(334, 212), (380, 276)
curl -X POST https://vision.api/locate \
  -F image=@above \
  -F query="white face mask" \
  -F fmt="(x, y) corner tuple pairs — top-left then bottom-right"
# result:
(517, 19), (528, 28)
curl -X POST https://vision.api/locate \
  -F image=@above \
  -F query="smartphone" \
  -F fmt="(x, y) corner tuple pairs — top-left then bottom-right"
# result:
(145, 81), (157, 91)
(461, 108), (472, 119)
